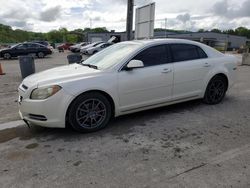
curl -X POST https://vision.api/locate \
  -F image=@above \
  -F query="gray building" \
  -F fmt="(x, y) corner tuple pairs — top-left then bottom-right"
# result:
(86, 31), (249, 50)
(162, 32), (248, 50)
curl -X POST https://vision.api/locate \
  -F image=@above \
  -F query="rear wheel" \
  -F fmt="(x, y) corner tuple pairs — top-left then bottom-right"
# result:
(3, 53), (11, 59)
(68, 92), (112, 133)
(203, 75), (227, 104)
(37, 52), (45, 58)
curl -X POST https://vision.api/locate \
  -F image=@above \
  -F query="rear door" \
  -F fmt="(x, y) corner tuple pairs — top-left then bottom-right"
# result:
(118, 44), (174, 112)
(170, 43), (211, 100)
(26, 43), (38, 54)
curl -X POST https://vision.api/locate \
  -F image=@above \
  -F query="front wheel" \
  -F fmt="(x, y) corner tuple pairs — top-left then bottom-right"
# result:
(3, 53), (11, 59)
(68, 92), (112, 133)
(203, 75), (227, 105)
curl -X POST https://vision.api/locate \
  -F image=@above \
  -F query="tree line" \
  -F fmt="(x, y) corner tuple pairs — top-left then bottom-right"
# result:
(0, 23), (250, 44)
(0, 24), (108, 43)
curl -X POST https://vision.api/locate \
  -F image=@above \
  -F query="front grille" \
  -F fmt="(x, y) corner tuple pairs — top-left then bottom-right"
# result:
(28, 114), (47, 121)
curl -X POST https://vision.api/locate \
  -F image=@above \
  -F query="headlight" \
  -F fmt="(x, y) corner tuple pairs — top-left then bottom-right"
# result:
(30, 85), (61, 100)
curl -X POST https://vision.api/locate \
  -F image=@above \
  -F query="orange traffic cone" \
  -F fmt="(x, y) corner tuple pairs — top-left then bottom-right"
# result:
(0, 63), (5, 75)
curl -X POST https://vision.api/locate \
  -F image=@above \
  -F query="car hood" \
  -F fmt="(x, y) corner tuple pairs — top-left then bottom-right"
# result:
(23, 63), (101, 87)
(0, 48), (10, 52)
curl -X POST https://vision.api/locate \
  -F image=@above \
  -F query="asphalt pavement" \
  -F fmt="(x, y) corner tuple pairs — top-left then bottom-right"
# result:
(0, 52), (249, 188)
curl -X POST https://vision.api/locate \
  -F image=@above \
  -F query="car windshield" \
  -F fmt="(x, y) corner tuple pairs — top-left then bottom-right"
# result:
(81, 42), (141, 70)
(96, 43), (106, 47)
(93, 42), (103, 47)
(11, 44), (20, 48)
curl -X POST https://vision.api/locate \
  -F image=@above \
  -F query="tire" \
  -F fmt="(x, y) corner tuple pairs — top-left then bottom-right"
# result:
(37, 52), (45, 58)
(203, 75), (227, 105)
(3, 53), (11, 59)
(68, 92), (112, 133)
(93, 51), (97, 54)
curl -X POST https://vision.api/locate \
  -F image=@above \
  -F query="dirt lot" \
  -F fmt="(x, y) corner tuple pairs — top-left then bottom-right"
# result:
(0, 52), (250, 188)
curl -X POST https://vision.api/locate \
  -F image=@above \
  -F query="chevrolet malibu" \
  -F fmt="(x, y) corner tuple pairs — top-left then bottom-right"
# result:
(18, 39), (238, 132)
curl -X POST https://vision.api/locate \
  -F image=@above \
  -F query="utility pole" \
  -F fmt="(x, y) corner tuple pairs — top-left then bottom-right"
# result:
(165, 18), (167, 38)
(126, 0), (134, 41)
(90, 18), (92, 28)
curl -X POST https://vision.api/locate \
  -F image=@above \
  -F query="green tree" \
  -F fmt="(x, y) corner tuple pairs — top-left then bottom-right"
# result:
(210, 28), (222, 33)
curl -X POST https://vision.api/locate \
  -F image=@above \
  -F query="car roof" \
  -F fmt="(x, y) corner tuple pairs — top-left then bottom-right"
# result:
(124, 38), (205, 46)
(21, 42), (47, 47)
(121, 38), (223, 57)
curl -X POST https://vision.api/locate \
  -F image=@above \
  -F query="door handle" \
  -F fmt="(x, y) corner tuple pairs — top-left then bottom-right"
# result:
(203, 63), (211, 67)
(162, 68), (172, 73)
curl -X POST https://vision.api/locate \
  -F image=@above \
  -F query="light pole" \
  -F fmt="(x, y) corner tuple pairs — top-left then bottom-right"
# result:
(126, 0), (134, 41)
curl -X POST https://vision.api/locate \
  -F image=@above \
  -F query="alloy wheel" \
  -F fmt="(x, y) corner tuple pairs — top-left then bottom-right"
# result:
(76, 99), (107, 129)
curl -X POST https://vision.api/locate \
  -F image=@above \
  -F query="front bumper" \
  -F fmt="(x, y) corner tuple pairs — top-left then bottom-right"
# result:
(18, 89), (73, 128)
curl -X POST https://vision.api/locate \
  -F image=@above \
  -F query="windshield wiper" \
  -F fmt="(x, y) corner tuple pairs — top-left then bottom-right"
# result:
(81, 63), (98, 69)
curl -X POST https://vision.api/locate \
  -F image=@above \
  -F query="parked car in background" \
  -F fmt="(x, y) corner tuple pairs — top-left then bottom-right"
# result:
(57, 43), (74, 51)
(32, 41), (49, 47)
(86, 43), (112, 55)
(18, 39), (238, 133)
(70, 42), (89, 53)
(0, 42), (52, 59)
(80, 41), (104, 54)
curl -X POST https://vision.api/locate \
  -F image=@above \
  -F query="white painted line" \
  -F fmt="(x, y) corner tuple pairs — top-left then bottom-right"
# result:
(0, 120), (25, 131)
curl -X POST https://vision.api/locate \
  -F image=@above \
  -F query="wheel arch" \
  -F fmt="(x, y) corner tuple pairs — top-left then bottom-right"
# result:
(65, 89), (116, 126)
(210, 73), (229, 90)
(203, 72), (229, 99)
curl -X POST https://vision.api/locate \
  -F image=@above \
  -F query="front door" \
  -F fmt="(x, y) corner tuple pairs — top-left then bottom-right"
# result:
(118, 45), (174, 112)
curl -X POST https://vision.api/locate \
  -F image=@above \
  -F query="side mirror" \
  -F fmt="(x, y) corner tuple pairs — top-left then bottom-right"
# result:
(126, 60), (144, 70)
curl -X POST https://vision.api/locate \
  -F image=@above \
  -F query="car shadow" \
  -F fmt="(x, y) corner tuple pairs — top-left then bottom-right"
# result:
(0, 99), (204, 144)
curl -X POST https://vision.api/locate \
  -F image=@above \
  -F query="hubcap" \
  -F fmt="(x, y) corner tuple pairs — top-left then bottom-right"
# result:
(76, 99), (106, 129)
(208, 80), (225, 102)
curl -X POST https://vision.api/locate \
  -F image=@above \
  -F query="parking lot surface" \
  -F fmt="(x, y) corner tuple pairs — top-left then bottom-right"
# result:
(0, 52), (250, 188)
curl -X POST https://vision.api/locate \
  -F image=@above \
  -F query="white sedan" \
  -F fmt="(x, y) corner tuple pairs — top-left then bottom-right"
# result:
(80, 41), (103, 54)
(86, 43), (112, 55)
(18, 39), (238, 132)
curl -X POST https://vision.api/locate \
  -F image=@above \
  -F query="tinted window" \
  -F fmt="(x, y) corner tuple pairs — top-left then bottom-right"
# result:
(38, 44), (46, 48)
(170, 44), (207, 62)
(133, 45), (169, 67)
(16, 44), (27, 49)
(197, 47), (208, 58)
(27, 43), (39, 48)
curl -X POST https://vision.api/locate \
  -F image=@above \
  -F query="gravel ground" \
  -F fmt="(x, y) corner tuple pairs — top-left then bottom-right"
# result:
(0, 52), (249, 188)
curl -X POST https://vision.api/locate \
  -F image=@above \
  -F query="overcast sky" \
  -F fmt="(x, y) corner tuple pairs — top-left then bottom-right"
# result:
(0, 0), (250, 32)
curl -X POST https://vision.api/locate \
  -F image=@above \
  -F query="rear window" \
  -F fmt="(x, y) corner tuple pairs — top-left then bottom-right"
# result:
(170, 44), (207, 62)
